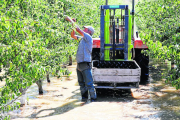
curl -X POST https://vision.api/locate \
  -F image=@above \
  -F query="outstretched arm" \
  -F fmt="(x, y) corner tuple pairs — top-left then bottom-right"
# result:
(65, 16), (84, 37)
(71, 30), (79, 40)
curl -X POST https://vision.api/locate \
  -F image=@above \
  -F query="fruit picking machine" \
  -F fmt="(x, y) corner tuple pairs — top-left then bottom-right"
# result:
(91, 0), (147, 89)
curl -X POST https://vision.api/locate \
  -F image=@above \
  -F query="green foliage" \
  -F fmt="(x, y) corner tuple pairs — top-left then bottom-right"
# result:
(135, 0), (180, 89)
(0, 0), (104, 119)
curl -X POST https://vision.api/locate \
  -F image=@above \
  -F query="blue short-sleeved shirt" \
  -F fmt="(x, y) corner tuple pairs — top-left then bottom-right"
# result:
(76, 32), (92, 63)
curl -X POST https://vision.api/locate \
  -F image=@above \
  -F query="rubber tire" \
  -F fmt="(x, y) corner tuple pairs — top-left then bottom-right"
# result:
(134, 49), (149, 82)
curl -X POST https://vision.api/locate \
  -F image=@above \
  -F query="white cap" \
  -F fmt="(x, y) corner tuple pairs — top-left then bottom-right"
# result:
(84, 26), (95, 35)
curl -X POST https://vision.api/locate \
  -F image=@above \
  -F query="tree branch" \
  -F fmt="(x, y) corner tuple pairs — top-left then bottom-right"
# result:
(0, 86), (31, 109)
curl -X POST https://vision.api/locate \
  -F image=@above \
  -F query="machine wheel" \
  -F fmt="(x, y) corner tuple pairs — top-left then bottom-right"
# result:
(134, 49), (149, 82)
(92, 48), (100, 60)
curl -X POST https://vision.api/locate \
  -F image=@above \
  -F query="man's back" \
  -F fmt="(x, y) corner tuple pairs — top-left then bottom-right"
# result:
(76, 32), (93, 63)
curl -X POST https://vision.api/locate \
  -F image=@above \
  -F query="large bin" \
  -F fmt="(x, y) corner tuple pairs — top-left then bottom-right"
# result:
(92, 60), (141, 89)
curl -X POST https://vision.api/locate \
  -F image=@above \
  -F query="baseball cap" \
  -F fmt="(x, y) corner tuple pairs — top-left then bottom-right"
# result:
(83, 26), (95, 35)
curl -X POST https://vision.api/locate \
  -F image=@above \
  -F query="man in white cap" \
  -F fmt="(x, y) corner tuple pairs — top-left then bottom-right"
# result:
(65, 16), (97, 102)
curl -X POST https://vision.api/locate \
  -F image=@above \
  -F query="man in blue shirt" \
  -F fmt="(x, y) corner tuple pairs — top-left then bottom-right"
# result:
(65, 16), (97, 102)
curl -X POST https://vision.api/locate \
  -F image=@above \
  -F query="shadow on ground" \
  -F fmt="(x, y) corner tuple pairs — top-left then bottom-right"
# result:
(24, 88), (136, 119)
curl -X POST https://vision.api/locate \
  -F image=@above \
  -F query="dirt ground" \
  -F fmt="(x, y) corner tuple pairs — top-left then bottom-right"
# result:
(8, 62), (161, 120)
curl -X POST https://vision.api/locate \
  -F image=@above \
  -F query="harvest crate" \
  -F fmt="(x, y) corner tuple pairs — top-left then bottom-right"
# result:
(92, 60), (141, 89)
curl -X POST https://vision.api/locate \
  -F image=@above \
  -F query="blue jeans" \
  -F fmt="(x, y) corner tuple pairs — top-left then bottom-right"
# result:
(76, 68), (97, 99)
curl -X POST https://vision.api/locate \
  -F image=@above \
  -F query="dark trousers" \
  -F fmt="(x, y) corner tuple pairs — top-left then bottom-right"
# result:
(76, 64), (97, 99)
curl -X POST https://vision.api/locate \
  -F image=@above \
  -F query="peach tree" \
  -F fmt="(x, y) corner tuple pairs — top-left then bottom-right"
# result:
(0, 0), (103, 119)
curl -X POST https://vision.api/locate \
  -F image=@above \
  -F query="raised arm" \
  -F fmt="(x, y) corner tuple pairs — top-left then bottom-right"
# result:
(65, 16), (84, 37)
(71, 30), (79, 40)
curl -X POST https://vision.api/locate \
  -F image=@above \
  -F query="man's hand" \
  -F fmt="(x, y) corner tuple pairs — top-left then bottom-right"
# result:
(64, 15), (75, 24)
(72, 18), (76, 22)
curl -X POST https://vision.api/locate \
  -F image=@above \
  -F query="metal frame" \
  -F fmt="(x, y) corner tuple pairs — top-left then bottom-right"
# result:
(100, 5), (129, 61)
(124, 8), (129, 60)
(100, 9), (105, 61)
(95, 86), (138, 89)
(94, 1), (141, 89)
(101, 5), (128, 9)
